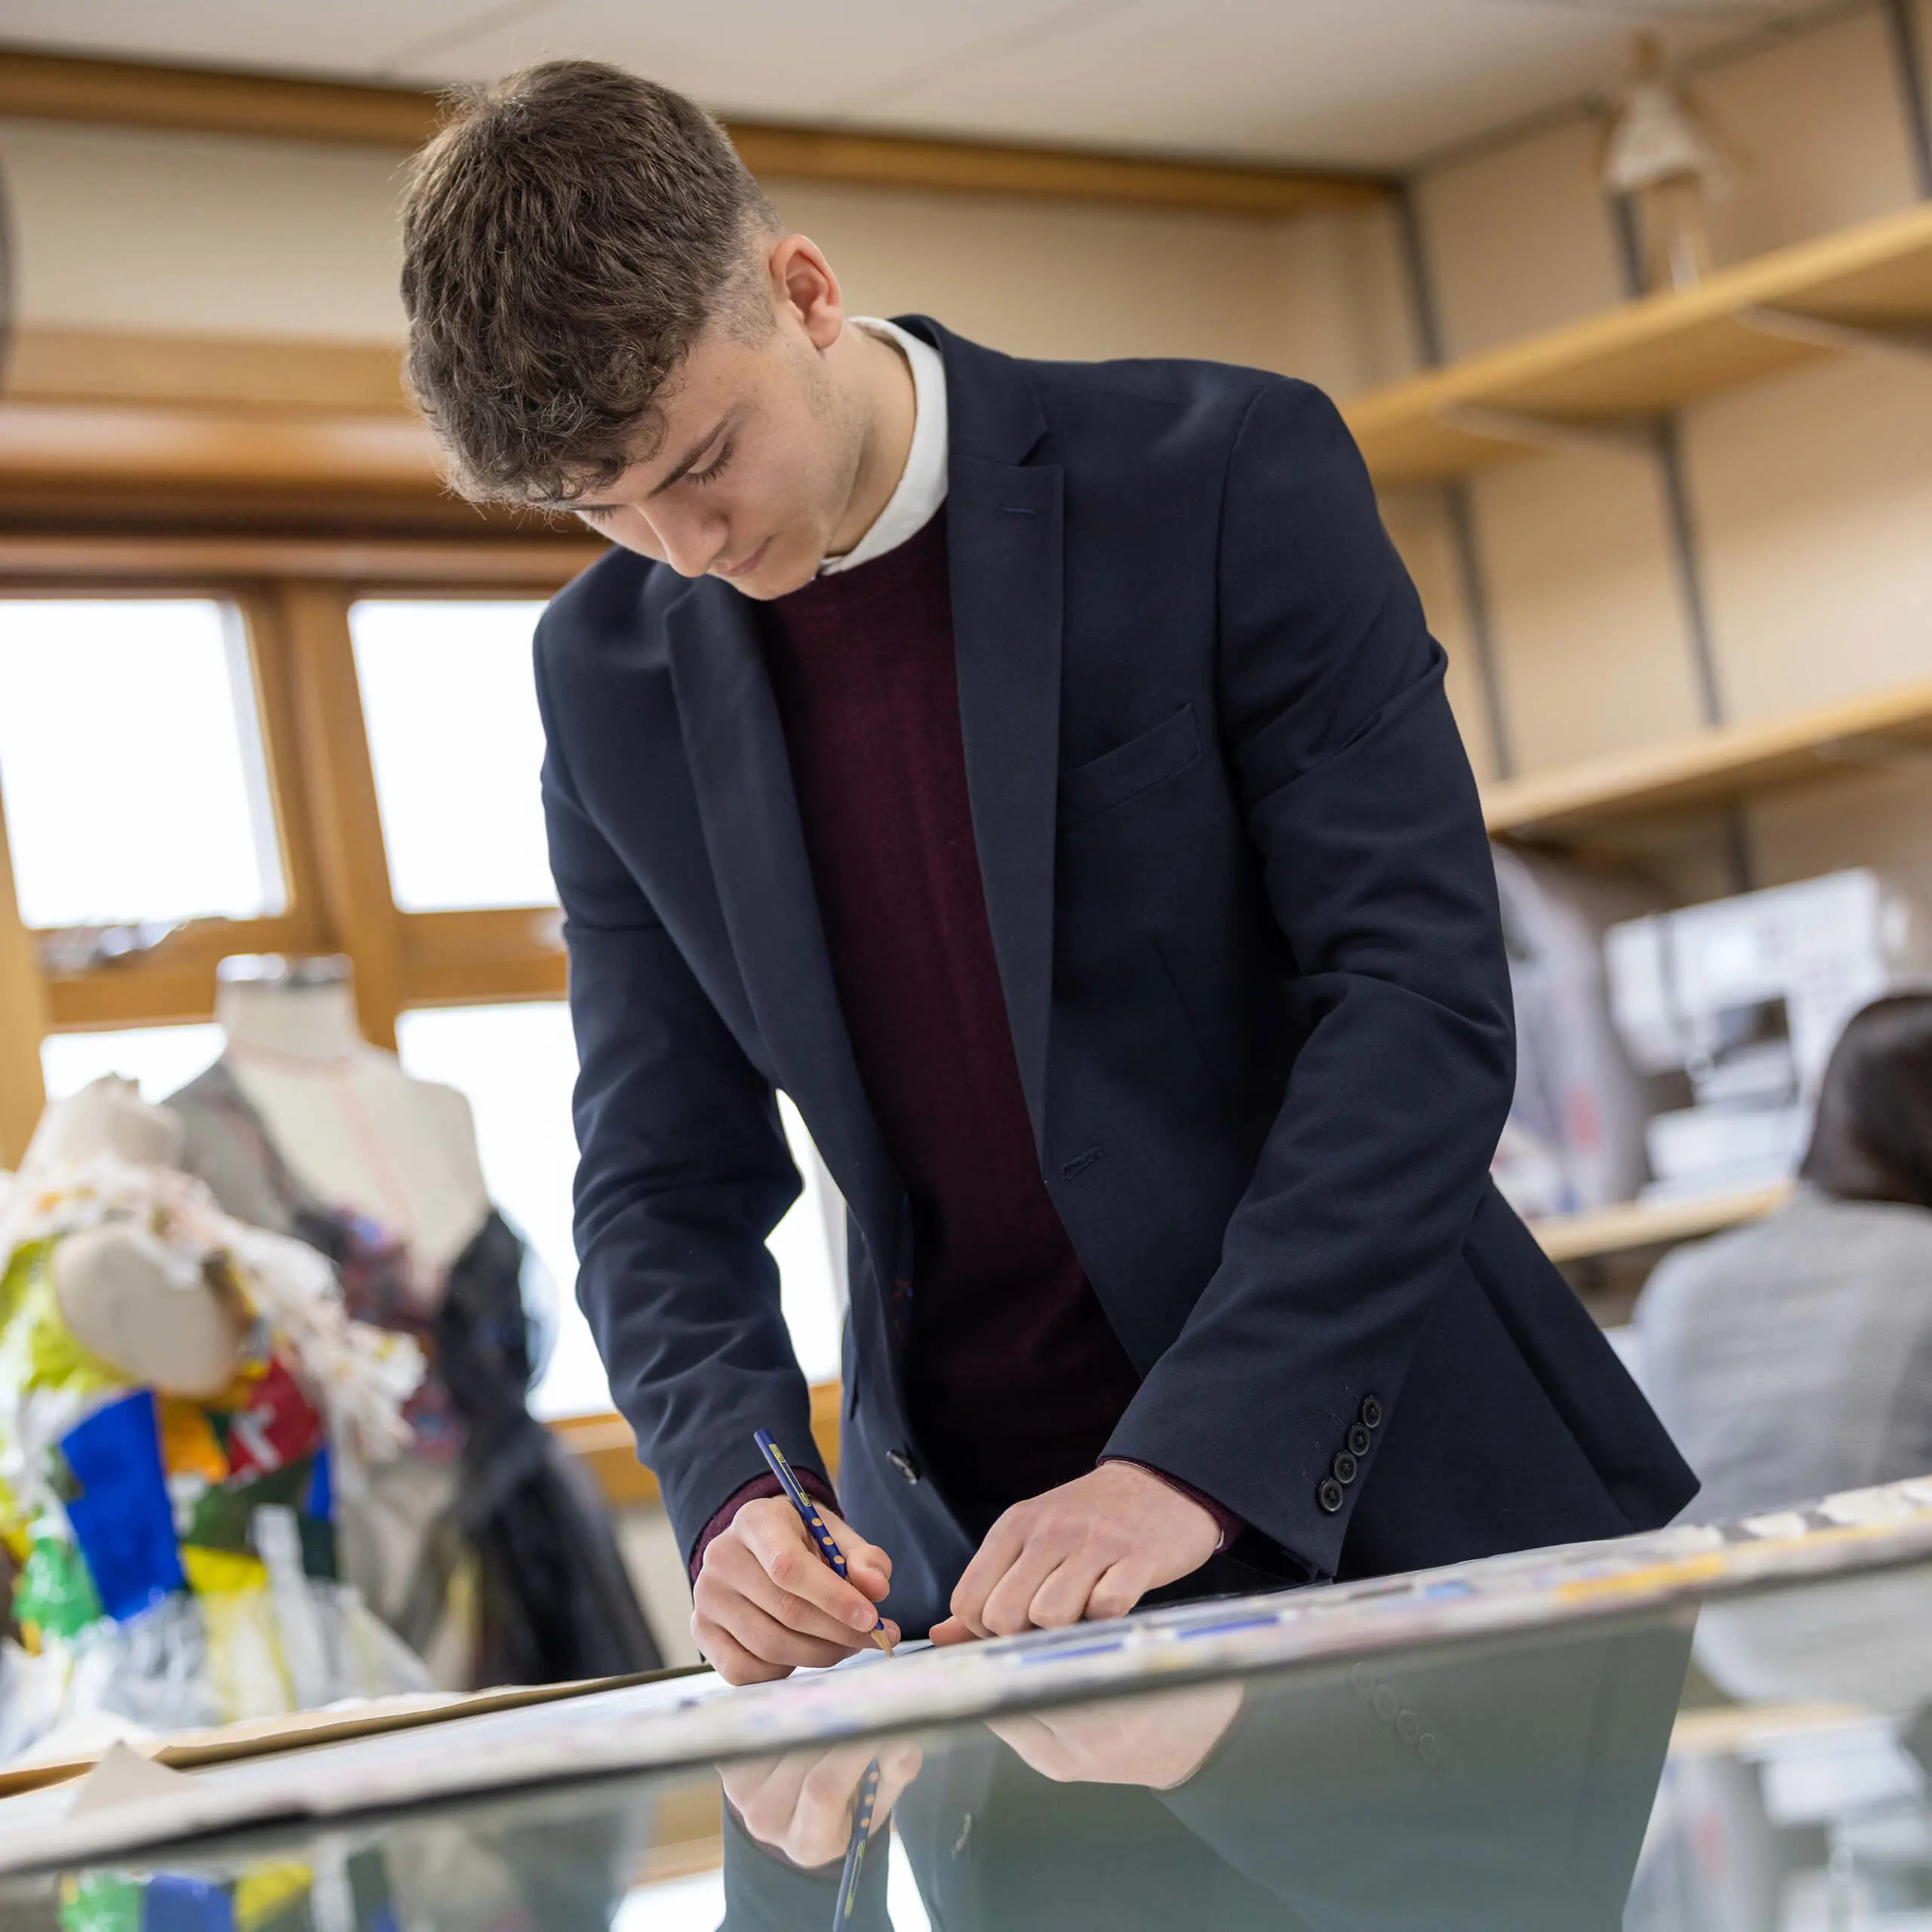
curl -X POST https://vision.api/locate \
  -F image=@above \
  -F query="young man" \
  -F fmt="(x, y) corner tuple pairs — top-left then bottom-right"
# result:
(401, 63), (1695, 1684)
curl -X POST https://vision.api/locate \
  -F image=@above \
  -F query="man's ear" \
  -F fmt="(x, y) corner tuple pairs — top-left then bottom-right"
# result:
(771, 234), (844, 349)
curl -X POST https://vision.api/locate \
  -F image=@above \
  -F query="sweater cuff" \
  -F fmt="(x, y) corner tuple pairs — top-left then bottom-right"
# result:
(1100, 1457), (1243, 1555)
(689, 1467), (841, 1584)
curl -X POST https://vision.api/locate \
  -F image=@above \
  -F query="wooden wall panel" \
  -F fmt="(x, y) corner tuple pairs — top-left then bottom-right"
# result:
(1471, 448), (1705, 774)
(1685, 353), (1932, 725)
(1695, 8), (1922, 267)
(1380, 488), (1498, 786)
(1413, 118), (1625, 363)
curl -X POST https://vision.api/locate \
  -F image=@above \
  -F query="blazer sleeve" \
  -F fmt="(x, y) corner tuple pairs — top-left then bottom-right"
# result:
(1102, 378), (1515, 1580)
(535, 635), (827, 1560)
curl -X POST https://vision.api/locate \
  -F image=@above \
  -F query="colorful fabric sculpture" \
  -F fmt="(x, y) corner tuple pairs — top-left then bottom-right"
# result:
(0, 1089), (430, 1764)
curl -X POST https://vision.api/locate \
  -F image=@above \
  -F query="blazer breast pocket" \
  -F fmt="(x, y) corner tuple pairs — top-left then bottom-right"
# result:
(1058, 703), (1203, 829)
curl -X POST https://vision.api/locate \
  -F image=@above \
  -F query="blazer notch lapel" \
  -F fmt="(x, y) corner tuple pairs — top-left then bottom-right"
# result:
(664, 581), (898, 1246)
(948, 457), (1065, 1158)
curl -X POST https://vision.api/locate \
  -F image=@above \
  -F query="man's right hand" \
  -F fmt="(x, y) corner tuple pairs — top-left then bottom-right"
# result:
(721, 1740), (925, 1868)
(691, 1494), (901, 1684)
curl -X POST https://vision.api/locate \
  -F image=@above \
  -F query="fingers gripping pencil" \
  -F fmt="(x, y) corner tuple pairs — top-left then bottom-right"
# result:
(753, 1427), (897, 1655)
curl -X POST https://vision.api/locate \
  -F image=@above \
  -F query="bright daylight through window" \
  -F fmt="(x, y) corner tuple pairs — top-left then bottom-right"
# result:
(0, 599), (282, 929)
(350, 599), (557, 912)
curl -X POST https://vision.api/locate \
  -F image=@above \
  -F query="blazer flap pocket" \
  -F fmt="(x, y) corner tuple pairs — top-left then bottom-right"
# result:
(1059, 703), (1202, 827)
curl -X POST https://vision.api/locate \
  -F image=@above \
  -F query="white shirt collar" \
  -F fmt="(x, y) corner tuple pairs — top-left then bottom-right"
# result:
(817, 318), (949, 576)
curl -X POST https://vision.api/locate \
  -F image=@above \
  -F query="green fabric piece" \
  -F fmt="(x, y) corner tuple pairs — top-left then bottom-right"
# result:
(183, 1457), (313, 1555)
(59, 1870), (142, 1932)
(14, 1532), (103, 1639)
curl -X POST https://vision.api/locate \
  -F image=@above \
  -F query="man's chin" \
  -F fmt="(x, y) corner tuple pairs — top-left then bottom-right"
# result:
(721, 548), (818, 601)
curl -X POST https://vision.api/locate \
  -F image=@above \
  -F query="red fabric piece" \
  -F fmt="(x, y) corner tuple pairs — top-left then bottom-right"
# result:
(223, 1358), (325, 1481)
(758, 514), (1168, 1541)
(689, 1467), (840, 1583)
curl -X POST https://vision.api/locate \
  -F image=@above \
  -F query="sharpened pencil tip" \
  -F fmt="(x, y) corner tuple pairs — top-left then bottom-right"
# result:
(872, 1629), (897, 1656)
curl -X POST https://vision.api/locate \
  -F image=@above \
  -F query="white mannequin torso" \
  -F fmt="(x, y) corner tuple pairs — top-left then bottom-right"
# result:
(215, 972), (491, 1275)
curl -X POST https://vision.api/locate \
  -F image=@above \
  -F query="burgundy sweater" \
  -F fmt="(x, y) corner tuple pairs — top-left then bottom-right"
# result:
(691, 512), (1235, 1574)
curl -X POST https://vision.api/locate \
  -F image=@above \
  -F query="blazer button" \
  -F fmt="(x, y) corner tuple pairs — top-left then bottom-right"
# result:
(887, 1449), (921, 1485)
(1331, 1451), (1358, 1486)
(1358, 1395), (1384, 1431)
(1318, 1477), (1346, 1514)
(1346, 1423), (1372, 1458)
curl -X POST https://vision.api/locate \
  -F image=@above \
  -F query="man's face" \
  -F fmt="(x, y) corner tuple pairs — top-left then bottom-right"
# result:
(567, 272), (867, 601)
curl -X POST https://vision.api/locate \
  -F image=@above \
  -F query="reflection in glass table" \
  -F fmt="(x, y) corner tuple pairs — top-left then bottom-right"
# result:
(11, 1558), (1932, 1931)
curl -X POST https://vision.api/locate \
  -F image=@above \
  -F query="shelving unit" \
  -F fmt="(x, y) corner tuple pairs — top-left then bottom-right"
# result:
(1342, 199), (1932, 490)
(1339, 211), (1932, 1274)
(1482, 675), (1932, 841)
(1528, 1183), (1789, 1266)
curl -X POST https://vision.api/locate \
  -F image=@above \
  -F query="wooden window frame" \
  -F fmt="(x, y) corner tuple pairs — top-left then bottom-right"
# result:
(0, 538), (592, 1162)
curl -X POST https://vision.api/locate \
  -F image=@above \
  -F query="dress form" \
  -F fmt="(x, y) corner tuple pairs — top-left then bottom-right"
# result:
(214, 958), (490, 1279)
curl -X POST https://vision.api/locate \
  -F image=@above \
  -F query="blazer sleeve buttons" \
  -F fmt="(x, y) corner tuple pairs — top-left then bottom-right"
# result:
(887, 1448), (921, 1485)
(1321, 1397), (1382, 1514)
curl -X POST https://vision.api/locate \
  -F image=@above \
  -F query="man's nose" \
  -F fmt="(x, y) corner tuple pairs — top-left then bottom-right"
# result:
(650, 504), (728, 578)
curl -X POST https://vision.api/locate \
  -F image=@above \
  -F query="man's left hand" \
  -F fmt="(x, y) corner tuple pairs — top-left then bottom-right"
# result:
(931, 1463), (1220, 1644)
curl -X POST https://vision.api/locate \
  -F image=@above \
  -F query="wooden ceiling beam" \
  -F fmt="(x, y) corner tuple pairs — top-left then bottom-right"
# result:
(0, 45), (1384, 216)
(0, 47), (441, 146)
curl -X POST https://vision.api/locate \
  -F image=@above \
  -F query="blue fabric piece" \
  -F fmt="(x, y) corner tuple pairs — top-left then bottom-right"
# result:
(140, 1875), (234, 1932)
(306, 1444), (333, 1522)
(60, 1389), (185, 1620)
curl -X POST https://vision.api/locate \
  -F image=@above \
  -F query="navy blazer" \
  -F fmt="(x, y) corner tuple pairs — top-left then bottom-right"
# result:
(534, 318), (1697, 1635)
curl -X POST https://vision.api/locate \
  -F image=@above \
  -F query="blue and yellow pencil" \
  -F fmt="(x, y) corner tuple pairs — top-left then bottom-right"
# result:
(753, 1427), (896, 1655)
(835, 1757), (883, 1924)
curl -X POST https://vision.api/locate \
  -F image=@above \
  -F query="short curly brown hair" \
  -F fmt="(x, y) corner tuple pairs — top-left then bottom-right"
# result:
(401, 61), (778, 506)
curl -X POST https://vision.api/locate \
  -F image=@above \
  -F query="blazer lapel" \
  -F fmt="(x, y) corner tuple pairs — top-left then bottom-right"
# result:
(948, 454), (1065, 1161)
(664, 577), (900, 1251)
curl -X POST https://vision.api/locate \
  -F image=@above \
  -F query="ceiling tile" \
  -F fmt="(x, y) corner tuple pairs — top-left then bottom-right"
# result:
(0, 0), (501, 80)
(0, 0), (1854, 170)
(377, 0), (1088, 117)
(832, 0), (1757, 168)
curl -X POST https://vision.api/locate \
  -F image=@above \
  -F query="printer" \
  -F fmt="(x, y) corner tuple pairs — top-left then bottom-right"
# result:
(1604, 869), (1918, 1204)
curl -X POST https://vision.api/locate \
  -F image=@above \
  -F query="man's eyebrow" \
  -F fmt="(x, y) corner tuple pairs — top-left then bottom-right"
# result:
(644, 411), (735, 499)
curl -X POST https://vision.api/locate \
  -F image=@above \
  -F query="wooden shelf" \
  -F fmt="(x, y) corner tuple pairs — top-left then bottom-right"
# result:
(1531, 1183), (1789, 1264)
(1343, 199), (1932, 489)
(1484, 675), (1932, 841)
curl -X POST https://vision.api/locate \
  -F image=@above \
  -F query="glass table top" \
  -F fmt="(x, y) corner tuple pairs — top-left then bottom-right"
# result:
(6, 1552), (1932, 1932)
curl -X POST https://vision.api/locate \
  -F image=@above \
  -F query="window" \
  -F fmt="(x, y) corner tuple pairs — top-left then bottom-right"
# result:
(350, 600), (556, 912)
(41, 1024), (224, 1106)
(397, 1003), (847, 1419)
(0, 599), (282, 928)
